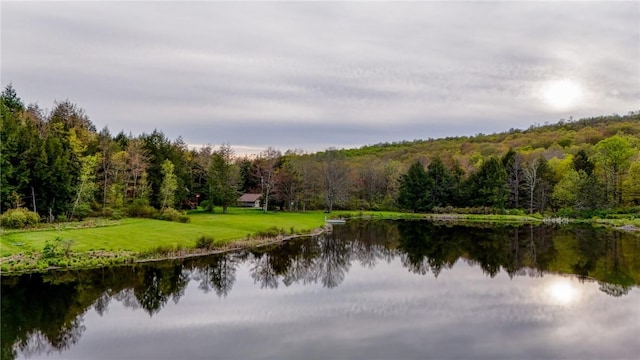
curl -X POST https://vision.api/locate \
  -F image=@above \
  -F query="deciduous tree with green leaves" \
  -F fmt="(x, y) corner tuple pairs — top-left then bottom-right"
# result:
(622, 158), (640, 205)
(70, 154), (100, 219)
(160, 159), (177, 210)
(594, 135), (636, 206)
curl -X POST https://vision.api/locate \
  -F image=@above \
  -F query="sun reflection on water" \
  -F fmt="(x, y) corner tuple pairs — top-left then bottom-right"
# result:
(546, 279), (581, 306)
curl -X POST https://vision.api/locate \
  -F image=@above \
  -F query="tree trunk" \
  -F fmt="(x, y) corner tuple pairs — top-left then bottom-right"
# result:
(31, 186), (37, 213)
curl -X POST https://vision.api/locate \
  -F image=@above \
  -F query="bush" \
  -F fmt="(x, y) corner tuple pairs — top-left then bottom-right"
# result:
(154, 208), (190, 223)
(195, 235), (215, 249)
(506, 208), (526, 216)
(42, 238), (60, 259)
(151, 245), (173, 256)
(1, 208), (40, 228)
(253, 226), (282, 238)
(103, 206), (126, 220)
(73, 204), (93, 220)
(157, 208), (182, 222)
(101, 207), (114, 218)
(110, 209), (126, 220)
(42, 237), (75, 259)
(431, 206), (497, 215)
(60, 238), (75, 257)
(200, 200), (212, 211)
(127, 199), (157, 218)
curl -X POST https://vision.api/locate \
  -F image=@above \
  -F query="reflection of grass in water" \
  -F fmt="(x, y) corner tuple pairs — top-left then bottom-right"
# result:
(548, 228), (640, 286)
(602, 269), (636, 289)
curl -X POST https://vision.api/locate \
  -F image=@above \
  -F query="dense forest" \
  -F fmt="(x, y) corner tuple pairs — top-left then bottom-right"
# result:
(1, 84), (639, 224)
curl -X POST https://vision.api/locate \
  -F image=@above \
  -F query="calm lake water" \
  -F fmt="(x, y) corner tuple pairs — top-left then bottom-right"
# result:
(2, 220), (639, 360)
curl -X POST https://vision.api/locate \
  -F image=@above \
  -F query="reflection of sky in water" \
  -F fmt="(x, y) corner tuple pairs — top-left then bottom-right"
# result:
(24, 259), (639, 360)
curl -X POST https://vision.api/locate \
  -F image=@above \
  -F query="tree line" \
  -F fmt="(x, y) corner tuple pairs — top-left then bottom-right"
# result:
(2, 84), (639, 222)
(398, 138), (639, 216)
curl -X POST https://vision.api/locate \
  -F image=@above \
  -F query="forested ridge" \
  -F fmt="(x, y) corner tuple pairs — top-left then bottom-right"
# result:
(1, 84), (639, 225)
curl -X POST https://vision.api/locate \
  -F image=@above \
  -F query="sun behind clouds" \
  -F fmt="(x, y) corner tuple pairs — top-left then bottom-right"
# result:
(541, 79), (584, 111)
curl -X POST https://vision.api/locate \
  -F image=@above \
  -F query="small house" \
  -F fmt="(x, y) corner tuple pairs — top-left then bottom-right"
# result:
(238, 193), (261, 208)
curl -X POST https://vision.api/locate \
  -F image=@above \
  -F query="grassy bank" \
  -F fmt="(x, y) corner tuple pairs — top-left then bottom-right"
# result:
(0, 209), (437, 258)
(2, 208), (636, 274)
(1, 208), (327, 260)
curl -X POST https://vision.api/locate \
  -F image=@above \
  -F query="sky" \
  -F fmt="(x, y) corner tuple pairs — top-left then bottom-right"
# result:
(2, 1), (639, 155)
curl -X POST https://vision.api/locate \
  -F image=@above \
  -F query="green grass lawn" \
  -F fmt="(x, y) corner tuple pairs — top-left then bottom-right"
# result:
(0, 208), (550, 258)
(1, 208), (329, 257)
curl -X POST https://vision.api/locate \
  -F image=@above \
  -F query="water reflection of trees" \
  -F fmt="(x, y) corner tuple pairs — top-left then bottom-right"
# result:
(397, 221), (461, 276)
(249, 230), (352, 289)
(0, 276), (86, 360)
(133, 264), (189, 315)
(2, 220), (639, 359)
(190, 254), (239, 297)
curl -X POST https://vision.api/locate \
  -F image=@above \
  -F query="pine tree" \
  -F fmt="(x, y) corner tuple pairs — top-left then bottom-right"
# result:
(398, 161), (431, 212)
(463, 157), (507, 209)
(208, 144), (239, 213)
(425, 157), (455, 209)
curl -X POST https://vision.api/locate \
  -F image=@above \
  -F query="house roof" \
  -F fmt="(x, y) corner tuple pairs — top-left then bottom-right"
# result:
(238, 193), (261, 202)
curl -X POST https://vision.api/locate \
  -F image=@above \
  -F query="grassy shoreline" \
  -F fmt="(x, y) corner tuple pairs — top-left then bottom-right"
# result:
(1, 208), (638, 274)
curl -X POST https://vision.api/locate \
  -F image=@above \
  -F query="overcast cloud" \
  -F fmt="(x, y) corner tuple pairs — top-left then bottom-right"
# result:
(2, 1), (638, 154)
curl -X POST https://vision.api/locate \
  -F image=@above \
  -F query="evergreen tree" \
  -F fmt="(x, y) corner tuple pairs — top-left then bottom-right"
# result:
(463, 157), (507, 209)
(1, 85), (26, 212)
(575, 173), (606, 212)
(208, 144), (239, 213)
(573, 149), (594, 176)
(35, 122), (79, 218)
(425, 157), (455, 209)
(142, 130), (174, 208)
(398, 161), (431, 212)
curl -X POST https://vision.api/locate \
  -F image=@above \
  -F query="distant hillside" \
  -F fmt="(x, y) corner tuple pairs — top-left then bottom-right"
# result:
(336, 112), (640, 167)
